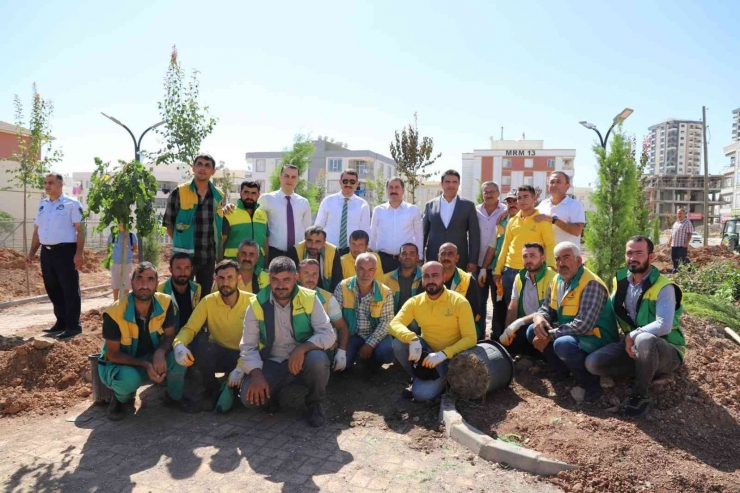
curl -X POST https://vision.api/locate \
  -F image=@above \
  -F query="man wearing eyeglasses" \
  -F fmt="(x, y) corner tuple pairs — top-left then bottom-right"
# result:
(315, 170), (370, 257)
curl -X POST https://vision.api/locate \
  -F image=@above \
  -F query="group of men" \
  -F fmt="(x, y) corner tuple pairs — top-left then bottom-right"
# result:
(26, 156), (687, 426)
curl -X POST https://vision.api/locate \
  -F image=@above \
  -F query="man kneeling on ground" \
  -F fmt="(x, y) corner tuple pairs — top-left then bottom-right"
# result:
(527, 242), (619, 403)
(98, 262), (186, 420)
(239, 257), (336, 427)
(585, 236), (686, 418)
(389, 261), (477, 402)
(173, 259), (255, 411)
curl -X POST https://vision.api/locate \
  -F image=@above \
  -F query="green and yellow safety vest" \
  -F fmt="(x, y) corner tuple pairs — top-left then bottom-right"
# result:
(100, 292), (173, 361)
(340, 277), (392, 336)
(222, 201), (268, 262)
(250, 285), (317, 360)
(172, 180), (224, 259)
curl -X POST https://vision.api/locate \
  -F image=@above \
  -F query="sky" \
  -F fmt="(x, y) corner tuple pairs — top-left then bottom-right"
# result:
(1, 0), (738, 188)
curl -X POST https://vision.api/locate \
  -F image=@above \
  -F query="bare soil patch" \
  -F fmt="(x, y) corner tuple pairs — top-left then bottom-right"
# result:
(458, 314), (740, 492)
(653, 245), (740, 273)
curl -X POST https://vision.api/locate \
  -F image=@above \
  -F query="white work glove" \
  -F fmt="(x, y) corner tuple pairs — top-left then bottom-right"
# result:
(333, 349), (347, 371)
(173, 344), (194, 367)
(423, 351), (448, 368)
(228, 367), (244, 388)
(408, 339), (422, 362)
(499, 318), (527, 346)
(477, 268), (487, 287)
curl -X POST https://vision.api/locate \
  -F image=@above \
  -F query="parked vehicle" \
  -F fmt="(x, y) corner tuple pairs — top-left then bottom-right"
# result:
(721, 217), (740, 252)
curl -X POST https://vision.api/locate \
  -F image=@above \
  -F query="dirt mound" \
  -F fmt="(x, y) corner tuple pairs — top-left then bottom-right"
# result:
(0, 335), (102, 416)
(458, 312), (740, 492)
(161, 245), (172, 266)
(653, 244), (740, 272)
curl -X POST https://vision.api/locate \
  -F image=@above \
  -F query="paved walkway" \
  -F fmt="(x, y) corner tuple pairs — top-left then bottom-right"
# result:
(0, 385), (558, 492)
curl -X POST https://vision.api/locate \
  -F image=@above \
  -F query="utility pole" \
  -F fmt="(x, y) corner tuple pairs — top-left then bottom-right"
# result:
(702, 106), (709, 246)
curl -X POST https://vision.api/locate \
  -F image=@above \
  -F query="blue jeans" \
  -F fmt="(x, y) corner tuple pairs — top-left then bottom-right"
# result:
(392, 338), (449, 402)
(501, 267), (518, 309)
(526, 324), (599, 392)
(343, 334), (395, 370)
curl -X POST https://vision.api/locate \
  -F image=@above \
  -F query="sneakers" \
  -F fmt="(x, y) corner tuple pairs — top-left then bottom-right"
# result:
(107, 398), (125, 421)
(307, 404), (326, 428)
(622, 394), (652, 418)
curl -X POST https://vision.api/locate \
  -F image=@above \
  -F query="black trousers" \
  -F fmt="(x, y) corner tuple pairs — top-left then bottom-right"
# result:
(337, 247), (350, 257)
(269, 247), (287, 263)
(671, 246), (689, 273)
(378, 252), (400, 274)
(40, 243), (81, 331)
(193, 261), (215, 292)
(193, 340), (241, 395)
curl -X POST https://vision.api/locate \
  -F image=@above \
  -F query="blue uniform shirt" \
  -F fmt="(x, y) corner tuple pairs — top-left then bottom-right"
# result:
(34, 194), (84, 245)
(107, 231), (138, 264)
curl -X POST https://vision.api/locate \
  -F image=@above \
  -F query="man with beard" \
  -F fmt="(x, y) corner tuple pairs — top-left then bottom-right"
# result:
(287, 225), (343, 293)
(173, 260), (255, 410)
(333, 253), (395, 373)
(527, 242), (619, 403)
(212, 239), (269, 295)
(239, 257), (336, 427)
(438, 243), (483, 340)
(383, 243), (423, 314)
(586, 236), (685, 418)
(339, 230), (384, 282)
(297, 259), (350, 372)
(389, 262), (477, 402)
(157, 253), (202, 332)
(499, 243), (557, 356)
(98, 262), (186, 420)
(370, 177), (423, 273)
(221, 181), (270, 269)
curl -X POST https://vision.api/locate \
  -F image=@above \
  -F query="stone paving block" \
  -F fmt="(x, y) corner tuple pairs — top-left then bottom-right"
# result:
(268, 470), (311, 485)
(296, 457), (325, 475)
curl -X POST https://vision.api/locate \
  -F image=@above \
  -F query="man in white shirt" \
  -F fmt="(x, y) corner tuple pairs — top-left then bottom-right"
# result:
(475, 181), (507, 322)
(535, 171), (586, 248)
(369, 177), (423, 273)
(256, 164), (313, 259)
(315, 169), (370, 256)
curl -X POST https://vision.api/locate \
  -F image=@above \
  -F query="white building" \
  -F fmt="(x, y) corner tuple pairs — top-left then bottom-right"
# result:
(573, 186), (596, 213)
(461, 139), (575, 202)
(646, 119), (704, 175)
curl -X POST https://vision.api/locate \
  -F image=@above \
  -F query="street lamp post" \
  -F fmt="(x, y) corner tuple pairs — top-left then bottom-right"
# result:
(579, 108), (634, 149)
(101, 113), (165, 262)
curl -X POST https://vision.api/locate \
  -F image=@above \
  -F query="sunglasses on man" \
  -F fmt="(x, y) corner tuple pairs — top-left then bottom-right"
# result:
(342, 179), (357, 185)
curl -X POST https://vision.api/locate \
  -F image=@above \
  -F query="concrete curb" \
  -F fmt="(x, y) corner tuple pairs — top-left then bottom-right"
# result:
(439, 393), (577, 476)
(0, 284), (110, 310)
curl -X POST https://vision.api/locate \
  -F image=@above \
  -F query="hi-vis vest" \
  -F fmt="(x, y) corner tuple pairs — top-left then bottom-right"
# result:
(612, 267), (686, 359)
(211, 270), (269, 295)
(172, 180), (224, 258)
(448, 268), (482, 333)
(222, 201), (269, 262)
(513, 263), (557, 318)
(547, 266), (619, 353)
(340, 252), (384, 282)
(250, 285), (317, 360)
(294, 241), (338, 291)
(340, 277), (392, 336)
(100, 292), (173, 361)
(384, 267), (423, 312)
(314, 287), (334, 315)
(157, 278), (202, 330)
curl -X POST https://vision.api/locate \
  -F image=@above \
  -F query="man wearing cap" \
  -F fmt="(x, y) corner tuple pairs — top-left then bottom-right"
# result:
(26, 173), (85, 340)
(315, 169), (370, 257)
(390, 261), (477, 402)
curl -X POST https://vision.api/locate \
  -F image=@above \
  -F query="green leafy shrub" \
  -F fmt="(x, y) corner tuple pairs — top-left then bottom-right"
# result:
(673, 260), (740, 303)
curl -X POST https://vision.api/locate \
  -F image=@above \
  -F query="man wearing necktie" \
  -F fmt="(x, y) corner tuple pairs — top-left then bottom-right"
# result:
(315, 169), (370, 257)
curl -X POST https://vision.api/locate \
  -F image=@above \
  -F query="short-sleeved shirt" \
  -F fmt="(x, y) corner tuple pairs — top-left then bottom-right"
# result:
(107, 232), (138, 264)
(511, 273), (541, 315)
(671, 219), (694, 247)
(325, 295), (342, 322)
(537, 196), (586, 248)
(34, 194), (83, 245)
(102, 303), (175, 358)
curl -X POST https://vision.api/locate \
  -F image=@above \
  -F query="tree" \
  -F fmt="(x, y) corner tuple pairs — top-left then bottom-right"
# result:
(630, 135), (651, 236)
(314, 169), (327, 206)
(584, 129), (641, 283)
(389, 112), (441, 204)
(154, 45), (217, 168)
(269, 134), (319, 214)
(8, 85), (63, 295)
(475, 179), (484, 204)
(85, 158), (159, 300)
(214, 165), (236, 203)
(364, 167), (386, 210)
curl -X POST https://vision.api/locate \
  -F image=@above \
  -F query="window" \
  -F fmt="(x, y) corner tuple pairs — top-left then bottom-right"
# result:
(503, 159), (511, 168)
(155, 198), (168, 209)
(524, 159), (533, 168)
(502, 175), (511, 185)
(328, 158), (342, 172)
(524, 176), (534, 186)
(274, 159), (281, 169)
(357, 162), (367, 176)
(256, 159), (266, 172)
(327, 181), (340, 194)
(547, 159), (555, 168)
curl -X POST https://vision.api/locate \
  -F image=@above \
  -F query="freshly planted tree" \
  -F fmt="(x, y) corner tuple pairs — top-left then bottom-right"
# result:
(269, 134), (319, 213)
(631, 135), (652, 235)
(8, 85), (63, 294)
(585, 129), (641, 283)
(154, 46), (217, 168)
(85, 158), (159, 300)
(214, 164), (236, 203)
(389, 112), (441, 204)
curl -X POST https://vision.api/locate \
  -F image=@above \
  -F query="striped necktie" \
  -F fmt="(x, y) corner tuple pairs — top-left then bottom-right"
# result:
(339, 197), (349, 249)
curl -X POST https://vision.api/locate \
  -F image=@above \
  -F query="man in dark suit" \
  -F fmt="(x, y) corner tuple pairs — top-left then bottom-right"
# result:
(423, 170), (480, 272)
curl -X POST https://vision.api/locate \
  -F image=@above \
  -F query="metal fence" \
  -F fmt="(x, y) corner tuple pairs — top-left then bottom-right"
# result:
(0, 220), (171, 252)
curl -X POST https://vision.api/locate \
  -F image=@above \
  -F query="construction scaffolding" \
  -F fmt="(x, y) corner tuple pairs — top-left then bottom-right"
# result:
(641, 174), (728, 229)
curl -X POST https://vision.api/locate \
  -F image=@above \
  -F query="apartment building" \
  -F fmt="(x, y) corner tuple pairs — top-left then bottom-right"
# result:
(722, 108), (740, 215)
(641, 174), (727, 228)
(244, 138), (397, 205)
(460, 139), (575, 202)
(732, 108), (740, 143)
(646, 119), (704, 175)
